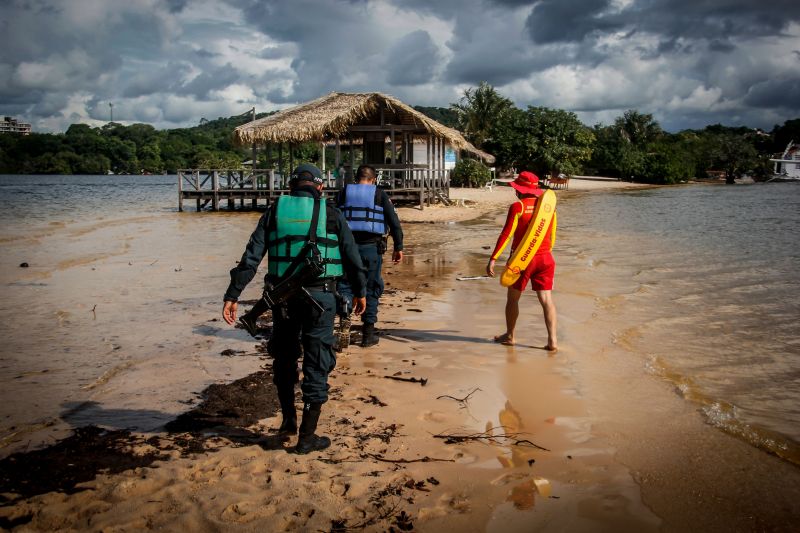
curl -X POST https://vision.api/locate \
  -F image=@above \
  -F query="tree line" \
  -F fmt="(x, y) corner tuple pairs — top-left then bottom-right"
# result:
(451, 82), (800, 185)
(0, 114), (265, 175)
(1, 85), (797, 185)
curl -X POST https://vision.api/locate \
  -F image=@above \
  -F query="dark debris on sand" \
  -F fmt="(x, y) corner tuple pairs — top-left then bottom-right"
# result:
(0, 427), (166, 507)
(165, 370), (279, 433)
(0, 370), (281, 510)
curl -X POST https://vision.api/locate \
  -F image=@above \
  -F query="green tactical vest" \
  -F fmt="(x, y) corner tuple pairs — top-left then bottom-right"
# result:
(267, 195), (343, 278)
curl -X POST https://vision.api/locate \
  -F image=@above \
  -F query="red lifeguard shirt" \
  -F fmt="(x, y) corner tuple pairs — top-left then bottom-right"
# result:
(490, 195), (553, 261)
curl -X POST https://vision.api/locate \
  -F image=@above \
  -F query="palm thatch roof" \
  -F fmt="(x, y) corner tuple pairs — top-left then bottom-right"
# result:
(233, 92), (494, 163)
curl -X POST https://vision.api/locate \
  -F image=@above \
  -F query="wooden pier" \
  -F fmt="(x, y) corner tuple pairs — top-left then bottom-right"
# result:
(178, 165), (451, 212)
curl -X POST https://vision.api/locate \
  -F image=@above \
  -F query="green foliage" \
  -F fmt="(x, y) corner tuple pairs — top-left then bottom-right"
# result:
(0, 90), (796, 188)
(708, 133), (759, 183)
(451, 158), (491, 188)
(0, 112), (264, 174)
(487, 106), (594, 177)
(615, 110), (663, 147)
(451, 81), (514, 148)
(413, 106), (460, 128)
(641, 139), (695, 184)
(771, 118), (800, 153)
(195, 152), (244, 169)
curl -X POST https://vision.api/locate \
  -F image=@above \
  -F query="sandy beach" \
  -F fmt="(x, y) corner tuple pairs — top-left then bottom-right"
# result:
(1, 178), (799, 532)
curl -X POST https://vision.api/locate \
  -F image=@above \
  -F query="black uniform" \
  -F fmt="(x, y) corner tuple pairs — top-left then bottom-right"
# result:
(224, 186), (367, 404)
(336, 187), (403, 325)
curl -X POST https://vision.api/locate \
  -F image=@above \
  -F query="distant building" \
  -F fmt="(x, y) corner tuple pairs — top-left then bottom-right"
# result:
(769, 141), (800, 178)
(0, 116), (32, 135)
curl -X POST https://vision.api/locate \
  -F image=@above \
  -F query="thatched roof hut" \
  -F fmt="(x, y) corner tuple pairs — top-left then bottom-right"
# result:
(232, 92), (494, 163)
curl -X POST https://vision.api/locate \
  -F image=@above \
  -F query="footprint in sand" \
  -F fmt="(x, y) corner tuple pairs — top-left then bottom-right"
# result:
(220, 501), (277, 523)
(419, 410), (447, 423)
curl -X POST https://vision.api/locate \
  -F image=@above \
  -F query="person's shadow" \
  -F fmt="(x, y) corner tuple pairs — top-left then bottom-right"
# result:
(381, 327), (494, 344)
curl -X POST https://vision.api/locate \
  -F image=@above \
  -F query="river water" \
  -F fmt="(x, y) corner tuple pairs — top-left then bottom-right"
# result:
(558, 183), (800, 464)
(0, 175), (798, 466)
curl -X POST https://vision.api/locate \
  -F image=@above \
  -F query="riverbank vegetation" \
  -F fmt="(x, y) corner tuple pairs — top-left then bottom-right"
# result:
(1, 85), (797, 184)
(453, 82), (798, 184)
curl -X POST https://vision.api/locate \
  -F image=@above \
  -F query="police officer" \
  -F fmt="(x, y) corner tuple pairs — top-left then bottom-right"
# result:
(222, 163), (367, 454)
(336, 164), (403, 347)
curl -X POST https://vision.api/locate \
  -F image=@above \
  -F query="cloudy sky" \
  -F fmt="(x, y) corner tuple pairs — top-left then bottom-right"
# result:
(2, 0), (799, 133)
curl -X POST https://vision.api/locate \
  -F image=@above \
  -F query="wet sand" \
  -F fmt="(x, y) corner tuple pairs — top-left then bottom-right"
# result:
(1, 180), (799, 531)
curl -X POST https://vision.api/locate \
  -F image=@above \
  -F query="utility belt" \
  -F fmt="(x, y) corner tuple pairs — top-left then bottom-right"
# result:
(304, 278), (337, 293)
(352, 232), (389, 255)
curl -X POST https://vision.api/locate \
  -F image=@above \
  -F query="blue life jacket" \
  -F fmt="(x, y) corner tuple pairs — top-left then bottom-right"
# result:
(339, 184), (385, 234)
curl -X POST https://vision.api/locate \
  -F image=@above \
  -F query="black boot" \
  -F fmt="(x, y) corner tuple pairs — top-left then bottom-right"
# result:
(361, 322), (379, 347)
(276, 386), (297, 439)
(294, 402), (331, 454)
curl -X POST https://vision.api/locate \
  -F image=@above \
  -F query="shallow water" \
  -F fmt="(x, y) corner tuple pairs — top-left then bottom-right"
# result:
(1, 175), (798, 467)
(555, 183), (800, 464)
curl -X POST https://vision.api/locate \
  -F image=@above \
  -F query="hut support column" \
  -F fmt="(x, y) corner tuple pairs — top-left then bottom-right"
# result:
(251, 165), (258, 209)
(278, 143), (284, 193)
(349, 134), (354, 180)
(268, 169), (275, 205)
(289, 143), (294, 179)
(390, 127), (396, 188)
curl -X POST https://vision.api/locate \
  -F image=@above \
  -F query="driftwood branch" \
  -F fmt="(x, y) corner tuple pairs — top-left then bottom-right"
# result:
(436, 388), (480, 407)
(383, 375), (428, 386)
(363, 453), (454, 464)
(432, 428), (550, 451)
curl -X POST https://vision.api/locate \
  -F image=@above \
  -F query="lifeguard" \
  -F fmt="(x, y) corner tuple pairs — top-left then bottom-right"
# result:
(486, 171), (558, 351)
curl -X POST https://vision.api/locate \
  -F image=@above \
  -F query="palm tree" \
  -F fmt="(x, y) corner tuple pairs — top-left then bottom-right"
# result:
(451, 82), (513, 149)
(614, 110), (662, 147)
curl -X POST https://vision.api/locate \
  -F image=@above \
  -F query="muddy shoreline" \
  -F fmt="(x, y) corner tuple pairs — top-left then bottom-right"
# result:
(2, 182), (799, 531)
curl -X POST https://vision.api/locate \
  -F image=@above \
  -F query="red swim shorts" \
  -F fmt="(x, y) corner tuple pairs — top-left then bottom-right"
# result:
(512, 252), (555, 291)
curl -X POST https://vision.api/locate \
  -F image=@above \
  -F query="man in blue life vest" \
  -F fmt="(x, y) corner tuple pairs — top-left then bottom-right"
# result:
(336, 164), (404, 348)
(222, 163), (367, 454)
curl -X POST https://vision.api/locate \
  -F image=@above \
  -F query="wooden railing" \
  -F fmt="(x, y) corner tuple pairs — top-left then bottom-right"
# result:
(178, 167), (451, 211)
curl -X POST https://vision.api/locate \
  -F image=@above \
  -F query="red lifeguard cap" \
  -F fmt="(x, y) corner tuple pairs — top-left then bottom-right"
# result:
(510, 171), (541, 195)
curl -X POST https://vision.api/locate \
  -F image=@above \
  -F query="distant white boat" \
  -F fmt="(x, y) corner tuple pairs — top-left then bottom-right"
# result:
(768, 141), (800, 181)
(107, 170), (115, 175)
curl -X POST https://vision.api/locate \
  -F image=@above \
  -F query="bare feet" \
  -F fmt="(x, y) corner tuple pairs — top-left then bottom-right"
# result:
(543, 344), (558, 353)
(493, 333), (515, 346)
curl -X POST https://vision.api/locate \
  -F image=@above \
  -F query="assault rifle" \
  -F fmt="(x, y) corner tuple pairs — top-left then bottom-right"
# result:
(238, 257), (325, 338)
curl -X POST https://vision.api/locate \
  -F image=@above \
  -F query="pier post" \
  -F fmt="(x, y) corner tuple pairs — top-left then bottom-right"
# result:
(212, 170), (219, 211)
(178, 173), (183, 212)
(195, 170), (201, 211)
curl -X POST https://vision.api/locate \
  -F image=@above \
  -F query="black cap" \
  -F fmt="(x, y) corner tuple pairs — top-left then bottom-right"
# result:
(291, 163), (324, 185)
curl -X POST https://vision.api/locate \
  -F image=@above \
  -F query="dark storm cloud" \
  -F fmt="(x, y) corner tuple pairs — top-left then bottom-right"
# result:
(181, 64), (242, 100)
(1, 1), (171, 103)
(385, 31), (440, 86)
(1, 0), (799, 133)
(122, 62), (192, 98)
(526, 0), (621, 44)
(194, 49), (220, 59)
(526, 0), (800, 45)
(161, 0), (189, 13)
(744, 78), (800, 109)
(232, 0), (391, 101)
